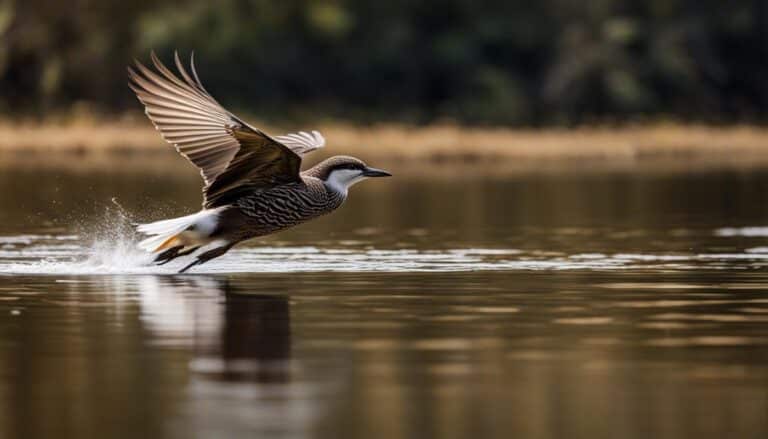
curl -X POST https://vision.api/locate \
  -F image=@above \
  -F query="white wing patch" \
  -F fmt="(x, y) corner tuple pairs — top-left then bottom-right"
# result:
(274, 130), (325, 156)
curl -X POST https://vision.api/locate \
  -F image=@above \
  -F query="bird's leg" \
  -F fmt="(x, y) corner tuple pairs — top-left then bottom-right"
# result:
(177, 244), (233, 273)
(154, 244), (202, 266)
(153, 245), (183, 265)
(178, 259), (201, 273)
(157, 245), (200, 265)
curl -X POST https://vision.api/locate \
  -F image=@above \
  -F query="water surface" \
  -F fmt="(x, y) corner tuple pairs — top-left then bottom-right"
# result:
(1, 159), (768, 438)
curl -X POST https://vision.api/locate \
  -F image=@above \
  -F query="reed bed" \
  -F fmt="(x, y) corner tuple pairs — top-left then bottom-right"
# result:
(0, 118), (767, 170)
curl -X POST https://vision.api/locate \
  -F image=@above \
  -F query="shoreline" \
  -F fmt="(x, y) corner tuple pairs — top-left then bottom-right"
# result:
(1, 120), (767, 172)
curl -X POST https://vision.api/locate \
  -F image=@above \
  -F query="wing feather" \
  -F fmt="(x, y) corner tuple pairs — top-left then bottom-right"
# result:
(128, 51), (304, 207)
(274, 130), (326, 156)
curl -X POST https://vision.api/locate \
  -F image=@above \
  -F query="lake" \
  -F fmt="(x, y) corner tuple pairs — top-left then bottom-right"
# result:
(1, 157), (768, 438)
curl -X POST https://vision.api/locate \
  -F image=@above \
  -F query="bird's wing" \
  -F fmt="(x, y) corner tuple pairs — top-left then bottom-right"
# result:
(273, 130), (325, 156)
(128, 51), (302, 208)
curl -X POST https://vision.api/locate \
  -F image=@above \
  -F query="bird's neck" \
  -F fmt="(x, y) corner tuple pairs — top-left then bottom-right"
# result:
(324, 180), (350, 199)
(323, 170), (366, 197)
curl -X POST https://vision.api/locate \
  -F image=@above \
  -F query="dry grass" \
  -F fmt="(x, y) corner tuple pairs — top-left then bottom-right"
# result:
(1, 118), (767, 171)
(0, 119), (161, 154)
(319, 123), (768, 163)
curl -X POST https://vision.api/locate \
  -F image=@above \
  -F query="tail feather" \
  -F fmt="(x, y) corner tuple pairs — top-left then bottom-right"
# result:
(137, 212), (204, 236)
(138, 235), (169, 253)
(154, 235), (182, 252)
(137, 209), (221, 253)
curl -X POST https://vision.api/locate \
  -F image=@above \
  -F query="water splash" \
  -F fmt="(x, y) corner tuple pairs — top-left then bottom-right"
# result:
(0, 205), (154, 274)
(80, 233), (155, 272)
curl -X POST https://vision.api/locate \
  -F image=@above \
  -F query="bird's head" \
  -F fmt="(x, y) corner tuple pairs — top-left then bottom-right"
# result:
(311, 156), (391, 195)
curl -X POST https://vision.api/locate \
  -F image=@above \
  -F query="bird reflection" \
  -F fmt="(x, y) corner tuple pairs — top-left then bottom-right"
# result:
(217, 286), (291, 382)
(135, 276), (291, 384)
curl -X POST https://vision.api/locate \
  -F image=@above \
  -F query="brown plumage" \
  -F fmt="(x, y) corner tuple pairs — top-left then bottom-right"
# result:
(130, 52), (390, 273)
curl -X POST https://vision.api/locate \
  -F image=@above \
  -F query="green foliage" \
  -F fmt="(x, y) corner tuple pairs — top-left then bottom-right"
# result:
(0, 0), (766, 125)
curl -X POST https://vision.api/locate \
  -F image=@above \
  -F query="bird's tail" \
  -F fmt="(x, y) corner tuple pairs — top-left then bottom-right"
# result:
(136, 209), (221, 253)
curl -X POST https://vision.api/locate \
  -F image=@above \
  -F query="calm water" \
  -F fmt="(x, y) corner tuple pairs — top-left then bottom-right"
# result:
(2, 159), (768, 438)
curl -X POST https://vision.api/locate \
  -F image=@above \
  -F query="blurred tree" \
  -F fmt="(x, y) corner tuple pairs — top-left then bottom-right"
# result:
(0, 0), (766, 125)
(0, 0), (156, 115)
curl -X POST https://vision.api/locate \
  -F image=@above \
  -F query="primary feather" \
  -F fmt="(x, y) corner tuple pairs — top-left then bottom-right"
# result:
(128, 51), (326, 208)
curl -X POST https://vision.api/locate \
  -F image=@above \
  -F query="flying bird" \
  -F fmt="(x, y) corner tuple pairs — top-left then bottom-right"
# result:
(128, 52), (391, 273)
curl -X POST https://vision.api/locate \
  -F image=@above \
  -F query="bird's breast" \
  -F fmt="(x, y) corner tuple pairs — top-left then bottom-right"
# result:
(235, 183), (344, 230)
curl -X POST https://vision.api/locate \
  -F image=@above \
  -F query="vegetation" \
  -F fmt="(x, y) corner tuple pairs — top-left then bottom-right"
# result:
(3, 119), (768, 173)
(0, 0), (766, 125)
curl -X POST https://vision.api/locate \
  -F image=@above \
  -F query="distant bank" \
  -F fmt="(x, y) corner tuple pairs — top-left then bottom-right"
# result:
(1, 119), (767, 173)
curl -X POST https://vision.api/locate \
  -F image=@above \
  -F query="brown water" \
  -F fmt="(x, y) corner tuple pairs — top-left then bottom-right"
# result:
(2, 159), (768, 438)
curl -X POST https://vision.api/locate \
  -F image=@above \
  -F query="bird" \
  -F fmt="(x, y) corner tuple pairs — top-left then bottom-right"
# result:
(127, 52), (391, 273)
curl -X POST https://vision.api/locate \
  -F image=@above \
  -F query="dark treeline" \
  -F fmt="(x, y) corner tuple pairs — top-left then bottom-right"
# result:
(0, 0), (766, 125)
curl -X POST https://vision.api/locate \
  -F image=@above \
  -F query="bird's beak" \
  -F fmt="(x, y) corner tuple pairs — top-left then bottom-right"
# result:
(363, 167), (392, 177)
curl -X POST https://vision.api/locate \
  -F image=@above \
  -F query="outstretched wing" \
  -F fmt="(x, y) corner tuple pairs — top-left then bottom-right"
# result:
(128, 51), (302, 208)
(274, 130), (325, 156)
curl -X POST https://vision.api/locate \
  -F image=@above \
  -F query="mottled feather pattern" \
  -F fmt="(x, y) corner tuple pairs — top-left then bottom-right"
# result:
(235, 177), (346, 238)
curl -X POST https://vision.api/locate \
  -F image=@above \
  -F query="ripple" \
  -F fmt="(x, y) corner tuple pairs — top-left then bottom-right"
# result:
(598, 282), (712, 290)
(0, 234), (78, 245)
(715, 226), (768, 237)
(649, 313), (768, 323)
(553, 317), (614, 325)
(615, 299), (736, 308)
(646, 336), (768, 347)
(408, 338), (501, 351)
(2, 232), (768, 274)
